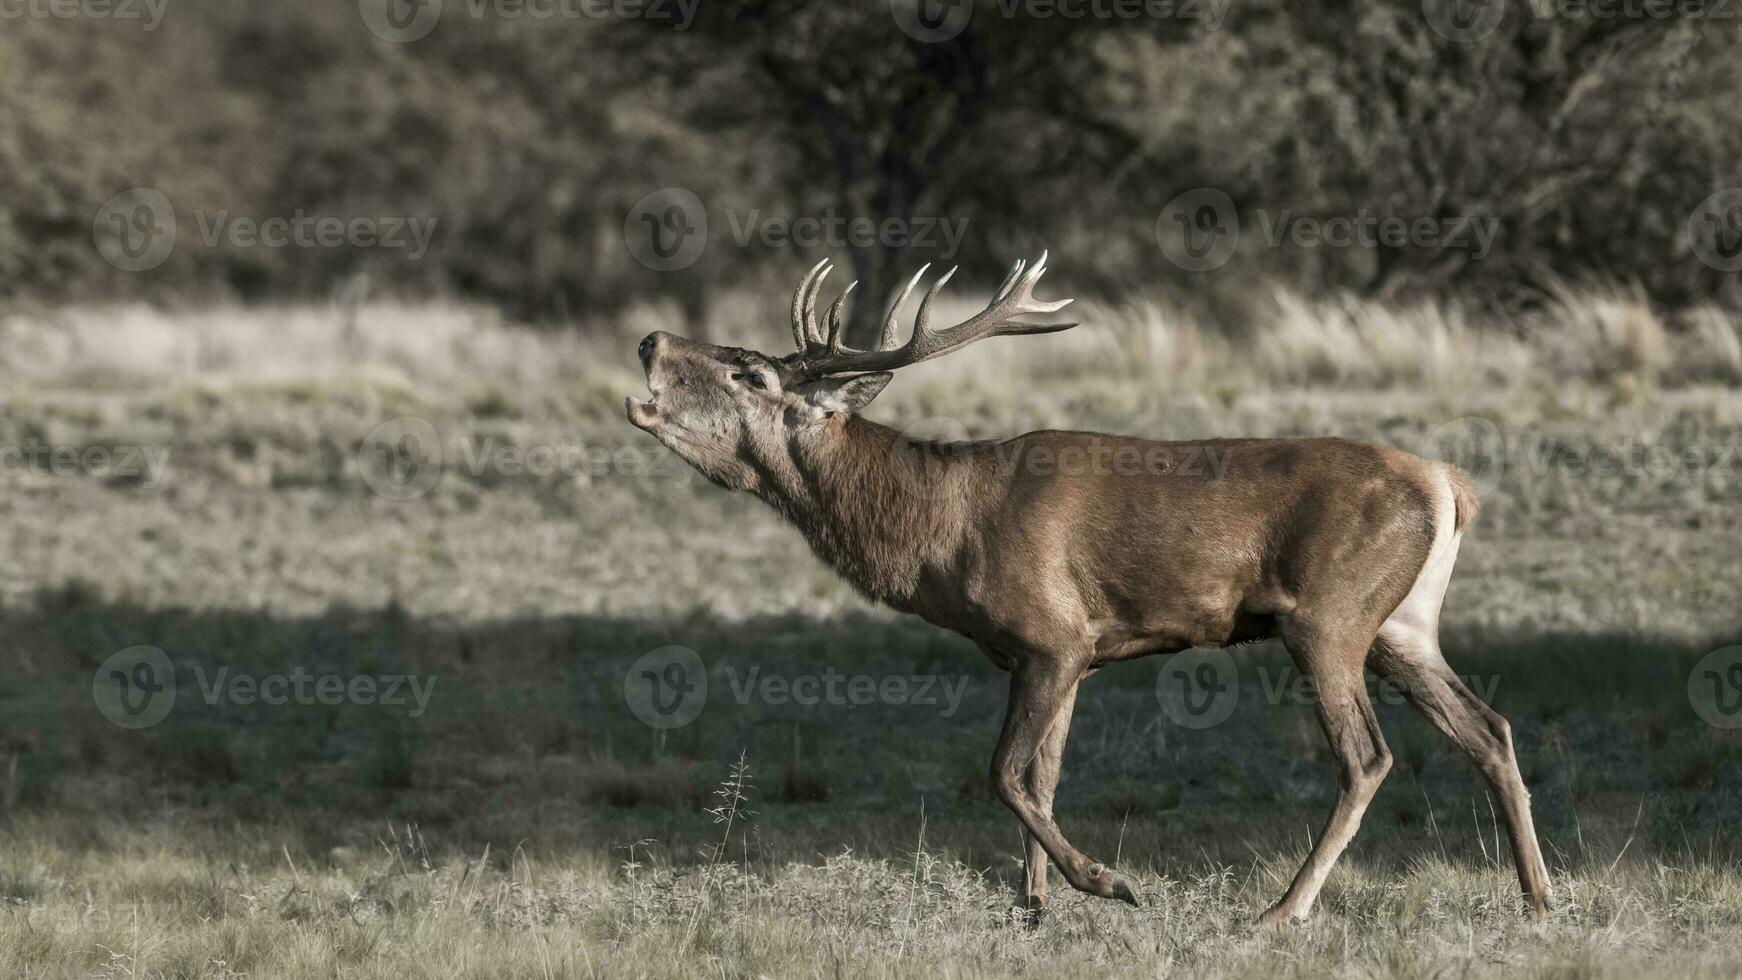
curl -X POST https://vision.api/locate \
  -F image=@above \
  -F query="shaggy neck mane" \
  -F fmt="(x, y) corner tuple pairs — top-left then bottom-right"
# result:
(751, 414), (968, 604)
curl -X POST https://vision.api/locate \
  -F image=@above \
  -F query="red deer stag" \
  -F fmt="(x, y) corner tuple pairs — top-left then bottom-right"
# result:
(625, 253), (1552, 924)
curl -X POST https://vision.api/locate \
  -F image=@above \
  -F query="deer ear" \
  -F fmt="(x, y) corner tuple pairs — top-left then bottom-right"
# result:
(802, 373), (892, 415)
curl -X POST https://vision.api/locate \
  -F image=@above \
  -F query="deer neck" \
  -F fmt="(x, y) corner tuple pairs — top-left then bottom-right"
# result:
(751, 414), (970, 605)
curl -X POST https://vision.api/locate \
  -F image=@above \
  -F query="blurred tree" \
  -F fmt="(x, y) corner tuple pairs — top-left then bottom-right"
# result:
(0, 0), (1737, 325)
(1224, 3), (1742, 308)
(637, 0), (1189, 344)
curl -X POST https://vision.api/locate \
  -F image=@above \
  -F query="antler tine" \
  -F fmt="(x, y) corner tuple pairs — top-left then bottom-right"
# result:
(802, 262), (833, 350)
(791, 258), (830, 352)
(879, 264), (931, 351)
(825, 281), (858, 355)
(997, 249), (1070, 319)
(908, 266), (959, 356)
(991, 258), (1026, 303)
(788, 253), (1073, 380)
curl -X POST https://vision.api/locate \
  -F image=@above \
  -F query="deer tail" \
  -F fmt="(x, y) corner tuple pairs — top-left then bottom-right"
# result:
(1445, 465), (1480, 533)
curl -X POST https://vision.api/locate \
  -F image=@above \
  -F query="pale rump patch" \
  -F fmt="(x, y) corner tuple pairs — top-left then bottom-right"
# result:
(1379, 465), (1464, 644)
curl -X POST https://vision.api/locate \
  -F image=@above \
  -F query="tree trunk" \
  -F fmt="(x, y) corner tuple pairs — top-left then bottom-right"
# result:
(844, 242), (899, 350)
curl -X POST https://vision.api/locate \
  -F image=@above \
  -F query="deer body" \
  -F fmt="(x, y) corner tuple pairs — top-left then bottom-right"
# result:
(627, 254), (1552, 924)
(768, 417), (1447, 662)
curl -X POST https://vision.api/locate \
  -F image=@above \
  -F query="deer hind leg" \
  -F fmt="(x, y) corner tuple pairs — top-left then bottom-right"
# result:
(1019, 681), (1077, 918)
(1370, 622), (1553, 914)
(1258, 624), (1392, 926)
(994, 660), (1138, 906)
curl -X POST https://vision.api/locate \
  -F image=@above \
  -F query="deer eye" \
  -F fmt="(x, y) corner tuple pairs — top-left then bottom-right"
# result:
(731, 371), (767, 390)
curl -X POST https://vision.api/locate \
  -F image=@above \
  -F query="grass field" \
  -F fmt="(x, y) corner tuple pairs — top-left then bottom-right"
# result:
(2, 291), (1741, 977)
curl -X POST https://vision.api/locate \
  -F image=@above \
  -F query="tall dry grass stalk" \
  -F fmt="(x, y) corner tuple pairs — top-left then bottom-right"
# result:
(3, 281), (1738, 419)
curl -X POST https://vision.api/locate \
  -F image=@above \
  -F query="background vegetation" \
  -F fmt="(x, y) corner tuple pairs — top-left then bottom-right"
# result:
(5, 1), (1742, 329)
(4, 2), (1742, 976)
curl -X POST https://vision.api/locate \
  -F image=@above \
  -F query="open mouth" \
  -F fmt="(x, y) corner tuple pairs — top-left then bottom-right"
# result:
(625, 379), (664, 430)
(625, 393), (658, 429)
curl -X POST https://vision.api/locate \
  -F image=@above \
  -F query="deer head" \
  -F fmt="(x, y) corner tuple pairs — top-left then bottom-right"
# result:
(625, 253), (1075, 492)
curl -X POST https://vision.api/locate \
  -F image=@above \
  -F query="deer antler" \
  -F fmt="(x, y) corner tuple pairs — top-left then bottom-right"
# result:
(787, 253), (1076, 381)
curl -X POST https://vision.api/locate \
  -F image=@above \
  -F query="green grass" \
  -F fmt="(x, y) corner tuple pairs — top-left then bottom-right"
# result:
(3, 599), (1742, 976)
(3, 300), (1742, 976)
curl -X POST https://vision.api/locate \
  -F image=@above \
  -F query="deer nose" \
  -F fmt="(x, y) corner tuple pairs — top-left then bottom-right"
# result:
(638, 333), (660, 367)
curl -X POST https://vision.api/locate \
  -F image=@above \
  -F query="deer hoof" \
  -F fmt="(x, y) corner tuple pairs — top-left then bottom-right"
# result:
(1111, 877), (1141, 907)
(1018, 900), (1048, 929)
(1086, 863), (1141, 906)
(1255, 904), (1307, 927)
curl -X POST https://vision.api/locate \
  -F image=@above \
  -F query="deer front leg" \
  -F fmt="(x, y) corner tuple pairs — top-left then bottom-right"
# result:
(1019, 680), (1078, 919)
(994, 661), (1138, 907)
